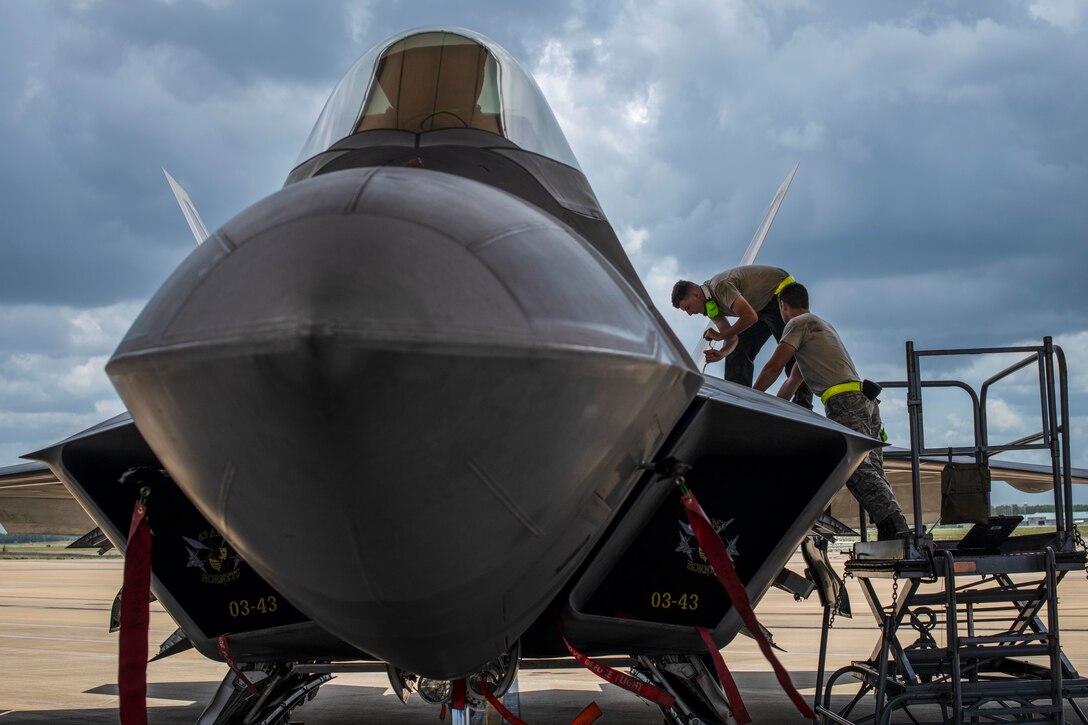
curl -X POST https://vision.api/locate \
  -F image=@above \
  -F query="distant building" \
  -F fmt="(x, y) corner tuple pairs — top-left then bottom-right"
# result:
(1015, 511), (1088, 527)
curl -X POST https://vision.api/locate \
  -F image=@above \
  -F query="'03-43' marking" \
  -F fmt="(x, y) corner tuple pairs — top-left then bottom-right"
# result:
(228, 596), (279, 618)
(650, 592), (699, 610)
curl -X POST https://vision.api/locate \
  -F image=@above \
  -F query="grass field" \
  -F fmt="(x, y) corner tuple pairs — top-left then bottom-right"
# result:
(928, 524), (1057, 541)
(835, 525), (1060, 542)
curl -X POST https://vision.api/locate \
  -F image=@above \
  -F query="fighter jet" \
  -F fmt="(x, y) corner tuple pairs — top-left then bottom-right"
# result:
(0, 26), (1078, 724)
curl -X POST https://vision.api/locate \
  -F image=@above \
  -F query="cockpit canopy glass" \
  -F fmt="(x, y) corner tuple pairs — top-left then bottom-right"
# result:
(297, 28), (580, 170)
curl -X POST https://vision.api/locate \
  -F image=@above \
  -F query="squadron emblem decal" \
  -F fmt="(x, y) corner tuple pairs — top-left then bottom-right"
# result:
(183, 529), (243, 585)
(675, 517), (739, 576)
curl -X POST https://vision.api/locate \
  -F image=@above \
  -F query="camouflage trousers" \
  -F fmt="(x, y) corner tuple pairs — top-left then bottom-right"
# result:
(825, 391), (903, 525)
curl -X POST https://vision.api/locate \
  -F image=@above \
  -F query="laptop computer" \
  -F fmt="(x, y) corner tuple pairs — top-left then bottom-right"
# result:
(955, 515), (1024, 555)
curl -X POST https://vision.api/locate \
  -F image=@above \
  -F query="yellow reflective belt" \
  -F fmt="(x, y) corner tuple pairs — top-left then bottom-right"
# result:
(774, 275), (796, 296)
(820, 381), (862, 405)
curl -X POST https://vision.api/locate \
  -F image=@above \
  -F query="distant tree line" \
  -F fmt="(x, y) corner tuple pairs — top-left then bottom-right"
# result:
(993, 503), (1088, 515)
(0, 534), (76, 544)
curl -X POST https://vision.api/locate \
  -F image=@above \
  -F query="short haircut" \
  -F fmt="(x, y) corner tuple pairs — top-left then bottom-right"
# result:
(671, 280), (698, 307)
(778, 282), (809, 309)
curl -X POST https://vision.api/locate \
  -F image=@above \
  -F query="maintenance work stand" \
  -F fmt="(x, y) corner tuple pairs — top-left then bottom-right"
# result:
(814, 337), (1088, 724)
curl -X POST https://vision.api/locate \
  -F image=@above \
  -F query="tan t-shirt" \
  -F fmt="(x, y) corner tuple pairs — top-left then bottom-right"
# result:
(704, 265), (789, 317)
(780, 312), (860, 398)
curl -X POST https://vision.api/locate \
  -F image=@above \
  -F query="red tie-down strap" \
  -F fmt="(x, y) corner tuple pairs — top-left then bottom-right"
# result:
(451, 678), (467, 711)
(696, 625), (751, 725)
(119, 493), (151, 725)
(480, 679), (529, 725)
(563, 637), (676, 709)
(216, 634), (259, 696)
(680, 490), (816, 721)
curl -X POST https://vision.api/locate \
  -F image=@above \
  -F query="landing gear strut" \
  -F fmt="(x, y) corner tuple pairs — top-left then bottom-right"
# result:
(632, 654), (736, 725)
(196, 662), (329, 725)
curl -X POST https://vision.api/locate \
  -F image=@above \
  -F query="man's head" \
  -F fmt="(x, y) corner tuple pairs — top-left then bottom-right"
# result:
(671, 280), (706, 316)
(778, 282), (809, 322)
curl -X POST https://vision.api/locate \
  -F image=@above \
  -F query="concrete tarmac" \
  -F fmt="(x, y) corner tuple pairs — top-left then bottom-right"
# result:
(1, 553), (1087, 723)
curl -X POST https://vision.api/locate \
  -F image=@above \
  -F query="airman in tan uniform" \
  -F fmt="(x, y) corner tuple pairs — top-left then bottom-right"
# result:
(672, 265), (812, 409)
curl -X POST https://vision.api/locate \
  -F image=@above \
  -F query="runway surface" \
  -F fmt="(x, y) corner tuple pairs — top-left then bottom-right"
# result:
(1, 552), (1086, 723)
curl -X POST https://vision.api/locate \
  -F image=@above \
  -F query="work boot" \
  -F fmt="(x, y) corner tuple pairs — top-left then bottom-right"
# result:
(876, 512), (912, 541)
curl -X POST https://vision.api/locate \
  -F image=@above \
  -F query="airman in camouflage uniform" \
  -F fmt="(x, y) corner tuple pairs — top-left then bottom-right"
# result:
(824, 389), (903, 532)
(752, 282), (910, 540)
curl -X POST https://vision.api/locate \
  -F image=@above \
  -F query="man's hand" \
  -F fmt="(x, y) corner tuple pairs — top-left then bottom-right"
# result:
(704, 348), (726, 364)
(703, 328), (723, 342)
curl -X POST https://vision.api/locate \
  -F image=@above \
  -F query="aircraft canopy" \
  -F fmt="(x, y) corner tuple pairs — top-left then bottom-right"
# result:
(297, 28), (580, 169)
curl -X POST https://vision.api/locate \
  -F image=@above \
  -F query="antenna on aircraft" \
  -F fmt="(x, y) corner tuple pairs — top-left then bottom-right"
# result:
(692, 163), (799, 372)
(163, 168), (211, 245)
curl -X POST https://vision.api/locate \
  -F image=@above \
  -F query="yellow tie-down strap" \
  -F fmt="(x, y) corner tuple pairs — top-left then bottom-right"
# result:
(821, 381), (863, 405)
(774, 275), (796, 296)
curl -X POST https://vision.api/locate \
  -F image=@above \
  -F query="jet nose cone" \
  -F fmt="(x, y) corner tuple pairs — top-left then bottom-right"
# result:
(108, 167), (698, 676)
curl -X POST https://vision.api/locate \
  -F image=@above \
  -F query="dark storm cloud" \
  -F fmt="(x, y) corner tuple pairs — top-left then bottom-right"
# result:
(57, 2), (359, 86)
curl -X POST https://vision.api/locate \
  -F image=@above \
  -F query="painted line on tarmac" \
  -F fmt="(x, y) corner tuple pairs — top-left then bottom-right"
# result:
(0, 632), (114, 643)
(0, 621), (175, 635)
(0, 621), (117, 631)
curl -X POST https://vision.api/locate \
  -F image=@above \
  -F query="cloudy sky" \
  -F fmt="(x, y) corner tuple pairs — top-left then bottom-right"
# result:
(2, 0), (1086, 506)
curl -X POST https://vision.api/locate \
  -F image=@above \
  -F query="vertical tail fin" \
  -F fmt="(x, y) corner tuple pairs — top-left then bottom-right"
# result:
(738, 162), (798, 266)
(692, 163), (799, 370)
(162, 168), (210, 245)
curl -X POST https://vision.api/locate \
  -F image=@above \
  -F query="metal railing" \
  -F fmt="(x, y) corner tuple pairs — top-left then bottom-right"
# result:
(884, 337), (1075, 546)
